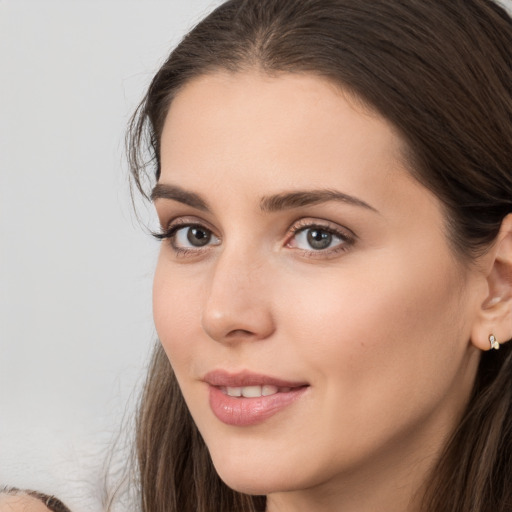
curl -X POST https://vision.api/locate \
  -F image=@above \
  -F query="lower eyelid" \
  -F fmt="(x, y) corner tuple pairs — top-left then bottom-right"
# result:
(293, 244), (350, 258)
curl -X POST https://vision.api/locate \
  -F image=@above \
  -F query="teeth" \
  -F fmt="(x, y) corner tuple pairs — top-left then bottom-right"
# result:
(224, 385), (280, 398)
(262, 385), (279, 396)
(226, 387), (242, 397)
(242, 386), (263, 398)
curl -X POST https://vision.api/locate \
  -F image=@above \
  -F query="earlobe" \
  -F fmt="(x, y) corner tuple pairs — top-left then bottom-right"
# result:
(471, 214), (512, 351)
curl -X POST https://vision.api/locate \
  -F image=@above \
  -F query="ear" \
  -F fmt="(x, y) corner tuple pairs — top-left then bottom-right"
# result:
(471, 214), (512, 351)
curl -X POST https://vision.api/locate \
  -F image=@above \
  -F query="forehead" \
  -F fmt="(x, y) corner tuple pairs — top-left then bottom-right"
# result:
(159, 71), (423, 213)
(162, 70), (402, 158)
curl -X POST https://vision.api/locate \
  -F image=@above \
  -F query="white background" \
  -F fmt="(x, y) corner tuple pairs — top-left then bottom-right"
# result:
(1, 1), (511, 511)
(0, 1), (219, 511)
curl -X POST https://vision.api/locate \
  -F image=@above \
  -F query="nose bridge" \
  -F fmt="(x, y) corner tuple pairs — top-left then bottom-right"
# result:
(201, 243), (274, 343)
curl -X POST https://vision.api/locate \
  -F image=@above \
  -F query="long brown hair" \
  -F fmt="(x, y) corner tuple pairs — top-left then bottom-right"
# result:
(127, 1), (512, 511)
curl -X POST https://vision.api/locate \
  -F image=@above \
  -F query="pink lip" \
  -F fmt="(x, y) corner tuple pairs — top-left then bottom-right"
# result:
(204, 370), (309, 427)
(203, 370), (307, 388)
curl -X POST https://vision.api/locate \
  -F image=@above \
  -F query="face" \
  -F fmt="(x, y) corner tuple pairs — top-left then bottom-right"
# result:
(153, 72), (483, 504)
(0, 494), (53, 512)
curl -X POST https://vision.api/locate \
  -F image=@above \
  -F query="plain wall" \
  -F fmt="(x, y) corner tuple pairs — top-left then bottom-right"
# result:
(0, 1), (219, 511)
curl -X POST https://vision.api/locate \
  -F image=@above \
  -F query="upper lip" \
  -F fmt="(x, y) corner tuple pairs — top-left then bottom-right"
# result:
(203, 370), (308, 388)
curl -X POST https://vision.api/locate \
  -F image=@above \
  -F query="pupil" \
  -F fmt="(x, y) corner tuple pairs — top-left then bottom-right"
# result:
(307, 229), (332, 250)
(187, 227), (211, 247)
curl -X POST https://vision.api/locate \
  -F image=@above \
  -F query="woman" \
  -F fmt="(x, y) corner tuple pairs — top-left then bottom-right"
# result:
(127, 0), (512, 511)
(0, 488), (71, 512)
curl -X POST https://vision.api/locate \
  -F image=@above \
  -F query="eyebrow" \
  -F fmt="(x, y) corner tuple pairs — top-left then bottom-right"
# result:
(151, 183), (378, 214)
(151, 183), (209, 210)
(259, 189), (378, 213)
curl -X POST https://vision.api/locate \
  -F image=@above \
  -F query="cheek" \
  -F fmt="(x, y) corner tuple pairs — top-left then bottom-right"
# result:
(280, 254), (461, 348)
(277, 251), (468, 421)
(152, 258), (203, 367)
(154, 247), (467, 381)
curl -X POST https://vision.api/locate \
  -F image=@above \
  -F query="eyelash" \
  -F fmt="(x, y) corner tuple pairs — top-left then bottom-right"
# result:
(285, 219), (355, 258)
(154, 218), (356, 259)
(153, 219), (219, 257)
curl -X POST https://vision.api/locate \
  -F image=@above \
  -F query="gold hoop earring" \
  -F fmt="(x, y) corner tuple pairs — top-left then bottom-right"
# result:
(489, 334), (500, 350)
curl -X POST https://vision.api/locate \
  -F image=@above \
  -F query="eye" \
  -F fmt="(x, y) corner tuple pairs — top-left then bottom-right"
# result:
(286, 220), (355, 256)
(292, 227), (343, 251)
(297, 227), (338, 250)
(155, 221), (221, 253)
(175, 225), (216, 248)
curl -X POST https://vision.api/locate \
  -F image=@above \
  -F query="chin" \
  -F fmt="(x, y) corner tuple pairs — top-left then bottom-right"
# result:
(210, 449), (312, 496)
(216, 470), (288, 496)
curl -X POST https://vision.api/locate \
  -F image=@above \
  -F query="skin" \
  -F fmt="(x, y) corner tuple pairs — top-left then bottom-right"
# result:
(152, 71), (510, 512)
(0, 494), (52, 512)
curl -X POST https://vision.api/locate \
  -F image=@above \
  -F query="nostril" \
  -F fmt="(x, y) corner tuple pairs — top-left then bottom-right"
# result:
(226, 328), (255, 338)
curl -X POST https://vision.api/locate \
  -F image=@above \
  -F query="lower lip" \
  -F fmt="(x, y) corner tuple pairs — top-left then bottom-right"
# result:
(208, 385), (308, 426)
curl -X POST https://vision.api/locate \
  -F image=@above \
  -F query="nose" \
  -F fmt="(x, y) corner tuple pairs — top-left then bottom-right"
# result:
(201, 248), (275, 344)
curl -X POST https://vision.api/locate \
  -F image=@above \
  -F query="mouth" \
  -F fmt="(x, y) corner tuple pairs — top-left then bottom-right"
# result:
(203, 370), (309, 426)
(219, 384), (295, 398)
(203, 369), (308, 388)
